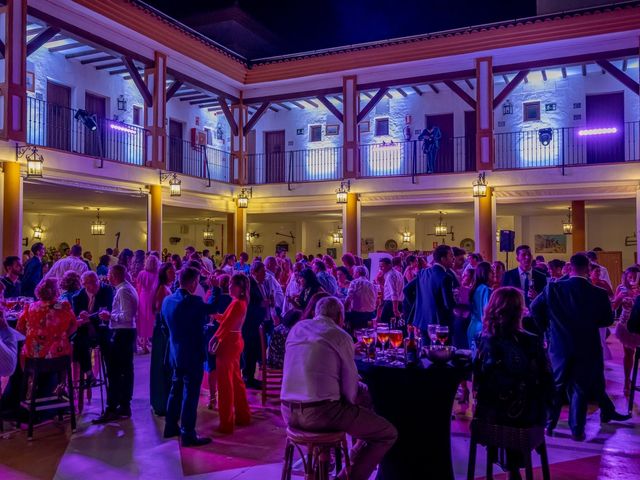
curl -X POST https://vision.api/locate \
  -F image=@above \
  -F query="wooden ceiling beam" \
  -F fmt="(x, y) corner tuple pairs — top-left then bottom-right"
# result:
(189, 97), (216, 105)
(290, 101), (306, 109)
(363, 92), (373, 99)
(165, 80), (184, 101)
(217, 99), (237, 136)
(541, 69), (547, 81)
(179, 94), (210, 102)
(123, 56), (152, 106)
(357, 88), (388, 123)
(493, 70), (529, 109)
(245, 102), (270, 131)
(80, 55), (114, 64)
(464, 79), (474, 90)
(396, 88), (407, 97)
(596, 59), (639, 95)
(332, 95), (343, 103)
(276, 102), (291, 111)
(411, 86), (423, 96)
(622, 59), (628, 72)
(501, 74), (509, 84)
(26, 27), (60, 56)
(428, 83), (440, 94)
(443, 80), (475, 109)
(303, 99), (318, 108)
(561, 67), (567, 78)
(317, 95), (343, 123)
(197, 102), (219, 108)
(108, 68), (130, 75)
(269, 106), (279, 112)
(581, 64), (587, 76)
(384, 91), (393, 99)
(95, 61), (123, 70)
(492, 48), (637, 74)
(65, 48), (101, 59)
(48, 41), (83, 53)
(172, 90), (199, 97)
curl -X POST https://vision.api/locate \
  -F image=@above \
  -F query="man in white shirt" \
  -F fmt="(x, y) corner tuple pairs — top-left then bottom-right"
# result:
(45, 244), (88, 280)
(93, 264), (139, 424)
(282, 262), (304, 315)
(106, 248), (119, 267)
(586, 250), (612, 288)
(281, 297), (397, 480)
(377, 257), (404, 325)
(345, 266), (378, 332)
(201, 249), (215, 274)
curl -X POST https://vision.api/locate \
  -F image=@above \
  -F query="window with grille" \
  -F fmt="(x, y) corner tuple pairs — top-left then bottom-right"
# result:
(309, 125), (322, 142)
(132, 105), (142, 126)
(375, 117), (389, 136)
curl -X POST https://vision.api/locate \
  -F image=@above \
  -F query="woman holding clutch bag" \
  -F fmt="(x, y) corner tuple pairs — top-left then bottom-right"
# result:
(210, 273), (251, 434)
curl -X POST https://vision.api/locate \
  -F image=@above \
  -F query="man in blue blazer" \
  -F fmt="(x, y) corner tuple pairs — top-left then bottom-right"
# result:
(502, 245), (547, 307)
(531, 253), (630, 440)
(404, 244), (456, 339)
(162, 267), (219, 447)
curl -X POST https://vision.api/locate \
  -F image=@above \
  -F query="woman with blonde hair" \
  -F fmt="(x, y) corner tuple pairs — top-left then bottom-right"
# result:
(136, 254), (159, 353)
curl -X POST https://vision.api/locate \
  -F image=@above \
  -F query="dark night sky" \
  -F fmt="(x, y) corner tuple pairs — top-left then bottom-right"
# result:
(144, 0), (537, 57)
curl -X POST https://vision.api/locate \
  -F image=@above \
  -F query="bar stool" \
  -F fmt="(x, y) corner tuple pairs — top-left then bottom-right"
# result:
(629, 345), (640, 414)
(281, 427), (350, 480)
(467, 420), (550, 480)
(77, 345), (108, 415)
(19, 355), (76, 440)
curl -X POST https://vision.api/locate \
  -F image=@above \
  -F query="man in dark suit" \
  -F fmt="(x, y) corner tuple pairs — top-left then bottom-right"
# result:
(21, 243), (45, 298)
(162, 267), (218, 447)
(242, 261), (268, 389)
(72, 271), (114, 381)
(404, 244), (456, 339)
(531, 253), (630, 441)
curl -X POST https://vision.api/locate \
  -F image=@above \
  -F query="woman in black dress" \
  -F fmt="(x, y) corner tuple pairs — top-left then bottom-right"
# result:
(473, 286), (553, 480)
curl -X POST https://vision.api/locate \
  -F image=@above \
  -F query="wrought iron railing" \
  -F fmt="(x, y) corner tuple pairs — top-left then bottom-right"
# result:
(247, 146), (343, 186)
(359, 136), (476, 179)
(167, 136), (230, 183)
(27, 96), (147, 166)
(493, 122), (640, 172)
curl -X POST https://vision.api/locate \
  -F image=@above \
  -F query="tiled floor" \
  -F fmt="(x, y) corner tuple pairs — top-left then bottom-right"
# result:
(1, 339), (639, 479)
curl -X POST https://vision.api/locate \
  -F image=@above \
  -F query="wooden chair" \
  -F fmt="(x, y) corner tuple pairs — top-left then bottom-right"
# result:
(628, 345), (640, 414)
(467, 420), (550, 480)
(281, 427), (350, 480)
(259, 324), (283, 407)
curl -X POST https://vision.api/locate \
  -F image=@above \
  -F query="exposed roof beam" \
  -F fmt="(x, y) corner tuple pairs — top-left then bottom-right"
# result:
(245, 102), (270, 131)
(95, 61), (124, 70)
(357, 88), (388, 123)
(207, 108), (222, 113)
(26, 26), (45, 36)
(541, 69), (547, 81)
(0, 40), (4, 59)
(493, 70), (529, 109)
(581, 64), (587, 76)
(303, 99), (318, 108)
(123, 56), (153, 106)
(65, 49), (101, 59)
(80, 55), (115, 64)
(217, 99), (237, 136)
(165, 80), (184, 101)
(464, 79), (474, 90)
(276, 102), (291, 111)
(317, 95), (343, 123)
(242, 87), (340, 105)
(411, 86), (423, 96)
(197, 102), (219, 108)
(501, 74), (509, 84)
(290, 101), (306, 109)
(358, 68), (476, 91)
(384, 91), (393, 99)
(596, 59), (639, 95)
(428, 84), (440, 94)
(332, 95), (343, 103)
(189, 97), (216, 105)
(622, 59), (628, 72)
(27, 27), (60, 56)
(109, 68), (130, 75)
(179, 94), (210, 102)
(172, 90), (200, 97)
(561, 67), (567, 78)
(523, 75), (529, 84)
(443, 80), (475, 109)
(396, 88), (407, 97)
(269, 106), (279, 112)
(48, 41), (83, 53)
(363, 92), (373, 99)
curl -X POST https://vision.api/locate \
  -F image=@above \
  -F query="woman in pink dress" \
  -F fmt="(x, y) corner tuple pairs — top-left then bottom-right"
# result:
(136, 254), (159, 353)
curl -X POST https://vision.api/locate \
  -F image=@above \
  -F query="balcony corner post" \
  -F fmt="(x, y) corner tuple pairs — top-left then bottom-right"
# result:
(144, 51), (167, 170)
(342, 75), (359, 179)
(476, 57), (494, 172)
(1, 0), (27, 143)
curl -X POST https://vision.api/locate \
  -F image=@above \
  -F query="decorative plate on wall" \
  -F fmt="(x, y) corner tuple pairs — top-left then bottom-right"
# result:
(460, 238), (475, 253)
(385, 239), (398, 252)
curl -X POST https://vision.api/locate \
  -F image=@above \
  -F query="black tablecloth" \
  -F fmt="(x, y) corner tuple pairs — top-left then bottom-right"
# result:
(357, 356), (470, 480)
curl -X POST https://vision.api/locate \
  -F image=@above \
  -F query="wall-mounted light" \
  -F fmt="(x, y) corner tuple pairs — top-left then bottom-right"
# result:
(402, 231), (411, 244)
(160, 171), (181, 197)
(246, 231), (260, 243)
(472, 172), (488, 198)
(237, 187), (252, 208)
(562, 207), (573, 235)
(336, 180), (351, 204)
(332, 225), (343, 244)
(33, 225), (43, 240)
(16, 145), (45, 178)
(90, 208), (106, 236)
(538, 128), (553, 146)
(203, 219), (214, 241)
(74, 109), (97, 131)
(502, 99), (513, 116)
(429, 211), (455, 242)
(578, 127), (617, 136)
(117, 95), (127, 112)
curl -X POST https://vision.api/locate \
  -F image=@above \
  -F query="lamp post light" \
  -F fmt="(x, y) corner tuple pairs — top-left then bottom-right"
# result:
(472, 172), (488, 198)
(159, 171), (182, 197)
(336, 180), (351, 204)
(237, 187), (252, 208)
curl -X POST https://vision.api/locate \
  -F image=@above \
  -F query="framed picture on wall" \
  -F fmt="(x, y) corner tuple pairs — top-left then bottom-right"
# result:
(358, 121), (370, 134)
(26, 71), (35, 92)
(534, 234), (566, 253)
(326, 247), (337, 259)
(326, 124), (340, 136)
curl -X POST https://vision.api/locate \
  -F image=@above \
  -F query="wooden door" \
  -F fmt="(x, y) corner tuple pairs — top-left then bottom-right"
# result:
(169, 119), (183, 173)
(586, 93), (624, 164)
(265, 130), (285, 183)
(46, 81), (71, 151)
(598, 251), (623, 290)
(464, 111), (476, 172)
(425, 113), (454, 173)
(84, 92), (106, 157)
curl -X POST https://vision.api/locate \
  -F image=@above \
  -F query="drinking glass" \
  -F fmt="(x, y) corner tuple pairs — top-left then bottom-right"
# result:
(427, 324), (437, 346)
(435, 325), (449, 346)
(388, 329), (404, 365)
(376, 326), (390, 360)
(361, 328), (376, 362)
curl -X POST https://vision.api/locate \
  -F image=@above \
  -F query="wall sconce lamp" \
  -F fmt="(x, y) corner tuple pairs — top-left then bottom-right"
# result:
(562, 207), (573, 235)
(117, 95), (127, 111)
(428, 211), (455, 242)
(538, 128), (553, 146)
(33, 225), (43, 240)
(472, 172), (488, 198)
(332, 225), (343, 244)
(74, 109), (97, 131)
(237, 187), (252, 208)
(502, 100), (513, 116)
(402, 231), (411, 244)
(16, 145), (44, 178)
(160, 171), (181, 197)
(336, 180), (351, 204)
(246, 231), (260, 243)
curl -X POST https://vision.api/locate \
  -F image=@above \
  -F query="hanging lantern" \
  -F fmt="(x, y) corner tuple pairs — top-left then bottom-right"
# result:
(203, 219), (214, 241)
(237, 188), (252, 208)
(169, 175), (181, 197)
(91, 208), (106, 236)
(562, 207), (573, 235)
(472, 172), (488, 198)
(335, 180), (350, 204)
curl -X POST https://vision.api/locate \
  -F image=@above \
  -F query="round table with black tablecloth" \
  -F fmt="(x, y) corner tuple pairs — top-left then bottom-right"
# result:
(357, 356), (470, 480)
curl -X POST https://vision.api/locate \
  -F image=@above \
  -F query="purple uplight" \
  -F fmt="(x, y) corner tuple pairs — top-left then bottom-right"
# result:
(109, 123), (138, 134)
(578, 127), (618, 136)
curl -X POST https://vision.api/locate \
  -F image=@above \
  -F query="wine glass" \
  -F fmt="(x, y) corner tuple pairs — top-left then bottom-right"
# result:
(376, 326), (390, 360)
(435, 325), (449, 346)
(388, 330), (404, 365)
(427, 324), (437, 346)
(361, 329), (376, 362)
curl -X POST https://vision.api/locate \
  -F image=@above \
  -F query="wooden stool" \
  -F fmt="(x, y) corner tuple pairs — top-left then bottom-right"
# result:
(19, 356), (76, 440)
(467, 420), (550, 480)
(281, 427), (350, 480)
(77, 346), (108, 415)
(628, 345), (640, 414)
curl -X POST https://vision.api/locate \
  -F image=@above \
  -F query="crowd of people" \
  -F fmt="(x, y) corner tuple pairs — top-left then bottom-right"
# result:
(1, 240), (640, 480)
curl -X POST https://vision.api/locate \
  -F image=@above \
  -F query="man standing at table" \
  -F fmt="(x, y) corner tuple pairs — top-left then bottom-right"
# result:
(377, 257), (404, 325)
(22, 243), (45, 298)
(531, 253), (630, 441)
(405, 244), (456, 339)
(45, 244), (88, 280)
(281, 297), (397, 480)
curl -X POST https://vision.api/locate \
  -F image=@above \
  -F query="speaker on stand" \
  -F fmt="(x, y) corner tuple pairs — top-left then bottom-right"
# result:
(499, 230), (515, 269)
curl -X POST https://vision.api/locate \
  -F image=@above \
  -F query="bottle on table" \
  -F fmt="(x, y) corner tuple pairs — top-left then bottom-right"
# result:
(405, 326), (419, 367)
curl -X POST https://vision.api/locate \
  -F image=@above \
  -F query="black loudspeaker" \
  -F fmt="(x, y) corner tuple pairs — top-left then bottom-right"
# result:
(499, 230), (515, 252)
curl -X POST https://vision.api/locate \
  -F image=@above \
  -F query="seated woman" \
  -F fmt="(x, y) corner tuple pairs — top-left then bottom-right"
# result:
(473, 286), (553, 480)
(267, 309), (302, 369)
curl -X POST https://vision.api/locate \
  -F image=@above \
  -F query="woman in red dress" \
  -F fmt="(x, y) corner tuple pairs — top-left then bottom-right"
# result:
(210, 273), (251, 434)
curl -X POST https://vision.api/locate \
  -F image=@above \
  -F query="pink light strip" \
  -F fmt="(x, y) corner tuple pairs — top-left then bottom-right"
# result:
(109, 123), (138, 134)
(578, 127), (617, 136)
